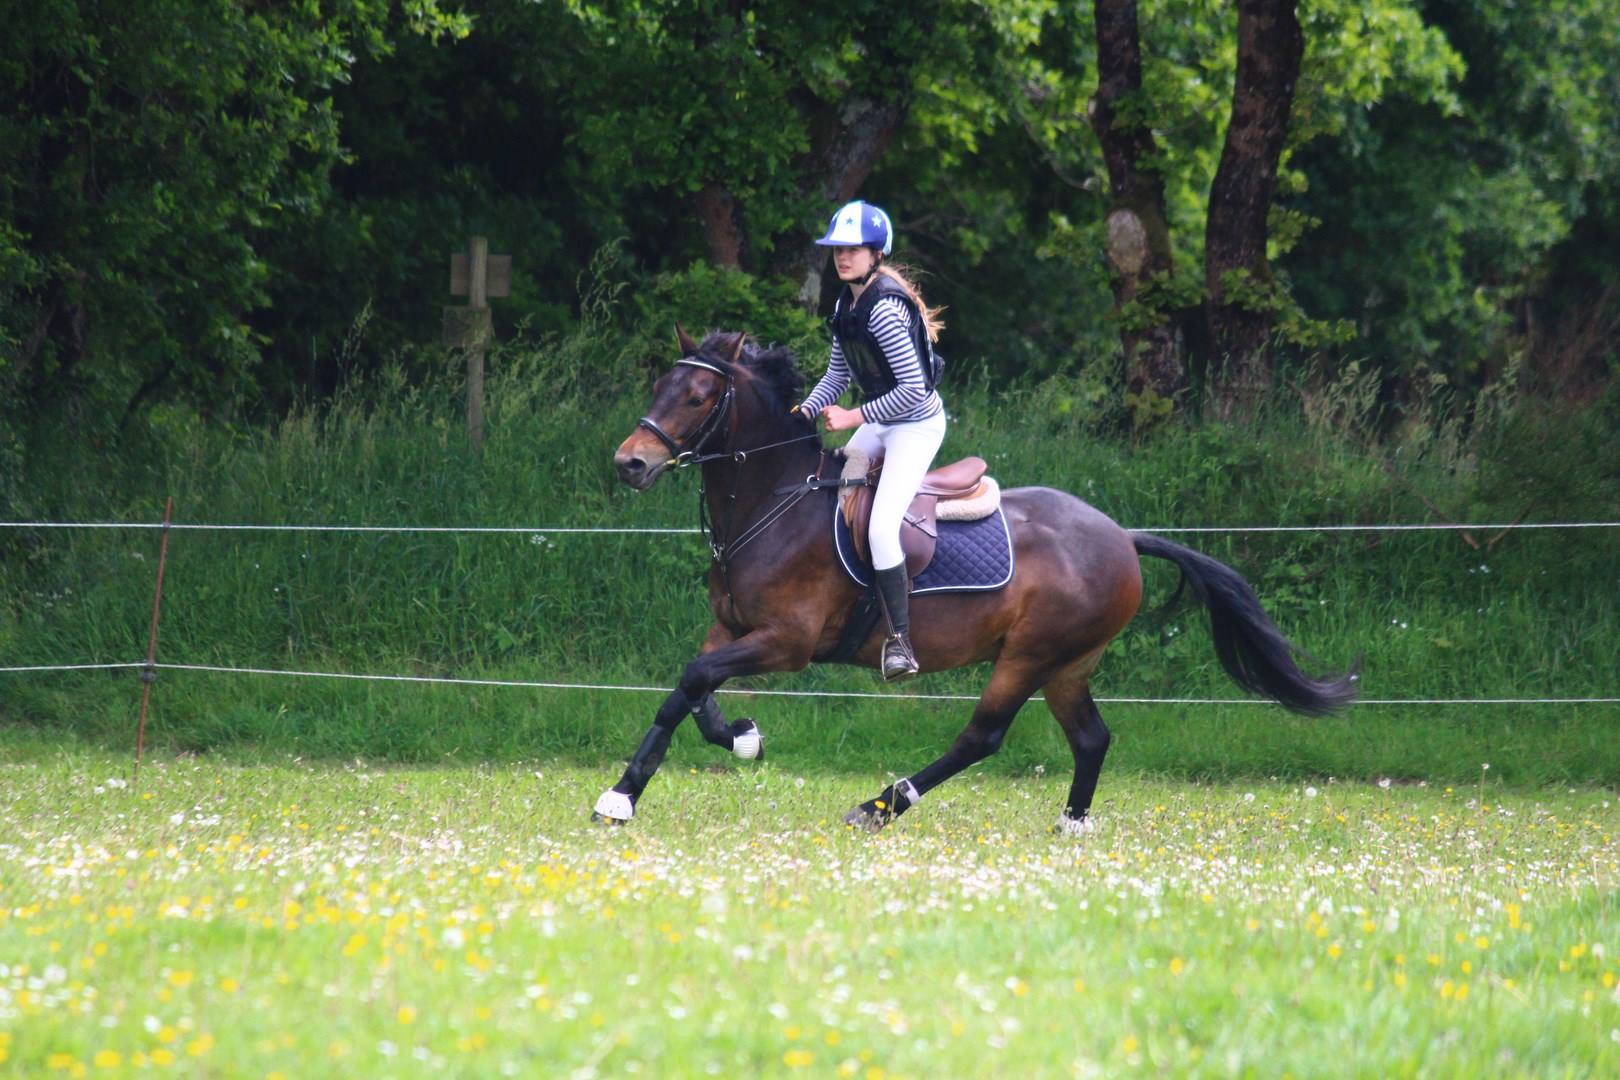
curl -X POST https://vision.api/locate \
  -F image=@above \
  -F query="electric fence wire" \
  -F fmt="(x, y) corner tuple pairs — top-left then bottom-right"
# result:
(5, 520), (1620, 534)
(4, 517), (1614, 706)
(1, 661), (1615, 706)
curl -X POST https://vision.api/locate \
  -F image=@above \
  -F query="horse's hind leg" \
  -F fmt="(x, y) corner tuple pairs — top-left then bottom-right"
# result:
(843, 657), (1046, 831)
(1043, 654), (1111, 835)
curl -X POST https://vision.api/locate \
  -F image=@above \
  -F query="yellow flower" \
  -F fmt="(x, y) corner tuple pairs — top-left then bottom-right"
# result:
(1327, 944), (1342, 959)
(783, 1049), (815, 1068)
(1121, 1035), (1140, 1054)
(150, 1048), (176, 1065)
(186, 1034), (214, 1057)
(166, 970), (193, 988)
(93, 1050), (122, 1068)
(1475, 936), (1489, 949)
(220, 977), (239, 994)
(48, 1052), (77, 1070)
(1455, 982), (1470, 1002)
(397, 1005), (417, 1025)
(1169, 958), (1185, 975)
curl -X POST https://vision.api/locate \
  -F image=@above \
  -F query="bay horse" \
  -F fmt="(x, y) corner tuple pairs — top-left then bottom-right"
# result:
(597, 328), (1356, 832)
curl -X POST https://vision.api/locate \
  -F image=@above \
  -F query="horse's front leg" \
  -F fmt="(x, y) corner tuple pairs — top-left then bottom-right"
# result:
(592, 624), (808, 824)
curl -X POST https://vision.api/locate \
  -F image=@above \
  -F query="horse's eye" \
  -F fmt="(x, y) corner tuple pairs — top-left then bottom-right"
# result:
(686, 396), (704, 408)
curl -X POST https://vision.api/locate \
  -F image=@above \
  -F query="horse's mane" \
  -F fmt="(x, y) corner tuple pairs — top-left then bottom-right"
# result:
(698, 332), (819, 444)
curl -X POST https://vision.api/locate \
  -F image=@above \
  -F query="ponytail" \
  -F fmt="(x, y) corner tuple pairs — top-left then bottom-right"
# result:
(874, 264), (945, 343)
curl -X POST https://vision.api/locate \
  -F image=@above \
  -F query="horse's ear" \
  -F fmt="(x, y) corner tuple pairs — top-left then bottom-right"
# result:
(724, 333), (747, 365)
(675, 323), (699, 356)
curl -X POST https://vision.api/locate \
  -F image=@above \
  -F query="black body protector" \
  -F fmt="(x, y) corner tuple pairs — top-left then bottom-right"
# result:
(828, 275), (942, 403)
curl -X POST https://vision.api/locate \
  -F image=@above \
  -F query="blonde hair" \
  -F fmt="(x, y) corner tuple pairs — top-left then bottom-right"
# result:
(874, 264), (945, 343)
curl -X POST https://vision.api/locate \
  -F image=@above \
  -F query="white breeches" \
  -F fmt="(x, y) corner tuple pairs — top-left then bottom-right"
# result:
(846, 410), (947, 571)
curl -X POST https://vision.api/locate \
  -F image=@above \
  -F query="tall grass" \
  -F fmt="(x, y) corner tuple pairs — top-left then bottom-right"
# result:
(3, 321), (1617, 785)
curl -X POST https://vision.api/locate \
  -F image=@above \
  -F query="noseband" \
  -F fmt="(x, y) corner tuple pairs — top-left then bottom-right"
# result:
(636, 358), (736, 466)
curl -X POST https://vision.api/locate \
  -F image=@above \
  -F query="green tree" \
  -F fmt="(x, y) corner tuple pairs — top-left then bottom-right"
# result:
(1287, 0), (1620, 386)
(0, 0), (467, 433)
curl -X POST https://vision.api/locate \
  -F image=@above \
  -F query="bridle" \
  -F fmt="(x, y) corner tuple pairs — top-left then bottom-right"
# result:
(632, 354), (833, 614)
(635, 358), (736, 468)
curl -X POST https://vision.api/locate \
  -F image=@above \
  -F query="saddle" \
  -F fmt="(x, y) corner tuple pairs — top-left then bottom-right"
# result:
(841, 453), (998, 578)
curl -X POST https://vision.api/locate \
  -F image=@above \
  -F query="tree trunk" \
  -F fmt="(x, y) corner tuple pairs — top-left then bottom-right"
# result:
(1204, 0), (1302, 421)
(771, 96), (908, 311)
(1091, 0), (1183, 417)
(694, 184), (747, 270)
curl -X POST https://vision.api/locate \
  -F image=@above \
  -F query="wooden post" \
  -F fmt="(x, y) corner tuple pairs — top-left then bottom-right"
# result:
(465, 236), (488, 448)
(133, 496), (174, 782)
(445, 236), (511, 450)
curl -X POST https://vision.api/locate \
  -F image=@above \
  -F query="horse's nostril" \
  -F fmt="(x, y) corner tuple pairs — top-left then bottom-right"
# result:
(626, 457), (646, 474)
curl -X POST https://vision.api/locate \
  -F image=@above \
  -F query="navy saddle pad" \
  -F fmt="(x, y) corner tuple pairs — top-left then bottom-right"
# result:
(833, 499), (1015, 594)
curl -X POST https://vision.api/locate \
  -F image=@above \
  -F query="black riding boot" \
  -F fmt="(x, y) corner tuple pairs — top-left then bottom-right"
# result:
(874, 564), (919, 682)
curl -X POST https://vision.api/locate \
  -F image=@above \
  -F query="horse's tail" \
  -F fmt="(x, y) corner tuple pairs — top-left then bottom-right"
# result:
(1131, 532), (1358, 716)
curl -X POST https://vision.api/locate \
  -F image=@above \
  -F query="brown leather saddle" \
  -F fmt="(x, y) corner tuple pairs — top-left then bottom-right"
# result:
(842, 455), (989, 577)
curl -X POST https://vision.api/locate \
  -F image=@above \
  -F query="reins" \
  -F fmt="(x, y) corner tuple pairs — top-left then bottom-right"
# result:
(640, 357), (832, 614)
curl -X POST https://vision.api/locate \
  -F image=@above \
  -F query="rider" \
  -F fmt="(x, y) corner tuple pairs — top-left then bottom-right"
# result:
(796, 200), (946, 681)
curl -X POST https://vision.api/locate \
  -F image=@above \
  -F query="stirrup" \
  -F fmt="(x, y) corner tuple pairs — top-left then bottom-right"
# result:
(881, 633), (919, 682)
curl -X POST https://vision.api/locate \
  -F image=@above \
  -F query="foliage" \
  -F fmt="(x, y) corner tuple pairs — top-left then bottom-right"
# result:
(1287, 0), (1620, 381)
(0, 0), (468, 431)
(2, 0), (1618, 459)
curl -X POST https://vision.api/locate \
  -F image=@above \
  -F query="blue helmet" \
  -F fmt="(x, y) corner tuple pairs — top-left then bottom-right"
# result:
(814, 200), (893, 256)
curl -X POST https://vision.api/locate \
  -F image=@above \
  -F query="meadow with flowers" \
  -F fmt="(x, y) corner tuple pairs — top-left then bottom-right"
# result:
(2, 729), (1617, 1078)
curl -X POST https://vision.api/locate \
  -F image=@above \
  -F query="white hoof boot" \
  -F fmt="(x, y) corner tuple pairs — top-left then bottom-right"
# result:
(1054, 813), (1096, 837)
(593, 790), (634, 824)
(732, 721), (763, 760)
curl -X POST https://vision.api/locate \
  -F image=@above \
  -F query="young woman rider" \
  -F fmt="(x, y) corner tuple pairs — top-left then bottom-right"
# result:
(795, 200), (946, 681)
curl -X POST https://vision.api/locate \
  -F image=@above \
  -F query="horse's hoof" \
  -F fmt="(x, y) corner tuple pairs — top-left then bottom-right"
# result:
(1053, 813), (1096, 837)
(842, 804), (890, 833)
(592, 790), (634, 825)
(732, 719), (763, 761)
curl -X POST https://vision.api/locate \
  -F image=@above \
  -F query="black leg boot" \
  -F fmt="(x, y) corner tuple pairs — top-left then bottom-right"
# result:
(874, 564), (919, 682)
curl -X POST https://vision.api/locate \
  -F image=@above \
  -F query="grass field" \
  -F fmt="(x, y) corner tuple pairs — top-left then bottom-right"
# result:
(3, 734), (1617, 1078)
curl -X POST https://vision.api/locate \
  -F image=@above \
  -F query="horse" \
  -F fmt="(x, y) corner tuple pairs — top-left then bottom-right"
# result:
(596, 328), (1357, 832)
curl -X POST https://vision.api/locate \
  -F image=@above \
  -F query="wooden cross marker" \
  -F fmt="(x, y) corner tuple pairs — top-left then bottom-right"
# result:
(444, 236), (512, 449)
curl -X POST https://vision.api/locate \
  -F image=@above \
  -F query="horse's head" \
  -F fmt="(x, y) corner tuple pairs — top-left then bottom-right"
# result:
(614, 326), (746, 490)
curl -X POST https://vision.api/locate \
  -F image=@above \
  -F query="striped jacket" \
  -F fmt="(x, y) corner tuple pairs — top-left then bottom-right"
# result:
(801, 294), (943, 425)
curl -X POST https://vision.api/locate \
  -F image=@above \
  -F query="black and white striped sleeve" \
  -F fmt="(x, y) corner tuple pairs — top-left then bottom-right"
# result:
(799, 339), (851, 416)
